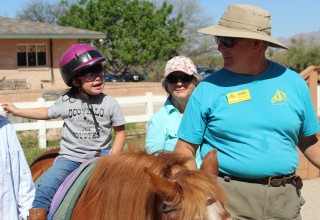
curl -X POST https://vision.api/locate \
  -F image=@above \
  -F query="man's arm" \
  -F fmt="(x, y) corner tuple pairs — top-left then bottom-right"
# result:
(174, 138), (198, 170)
(298, 134), (320, 168)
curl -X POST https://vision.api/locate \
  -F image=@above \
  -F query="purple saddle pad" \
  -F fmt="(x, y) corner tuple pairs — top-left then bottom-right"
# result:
(49, 157), (99, 219)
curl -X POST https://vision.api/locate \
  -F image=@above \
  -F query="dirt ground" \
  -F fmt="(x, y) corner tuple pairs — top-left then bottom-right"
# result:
(301, 178), (320, 219)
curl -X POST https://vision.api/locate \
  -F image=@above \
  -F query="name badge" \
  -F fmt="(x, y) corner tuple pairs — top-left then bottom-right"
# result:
(227, 89), (251, 104)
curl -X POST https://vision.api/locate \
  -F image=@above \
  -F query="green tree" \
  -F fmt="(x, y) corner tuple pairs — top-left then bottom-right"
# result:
(270, 45), (320, 73)
(303, 46), (320, 67)
(284, 46), (306, 70)
(58, 0), (184, 76)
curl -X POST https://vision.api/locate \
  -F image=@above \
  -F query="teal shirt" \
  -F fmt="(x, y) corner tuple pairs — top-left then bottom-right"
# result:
(145, 98), (202, 168)
(178, 61), (320, 178)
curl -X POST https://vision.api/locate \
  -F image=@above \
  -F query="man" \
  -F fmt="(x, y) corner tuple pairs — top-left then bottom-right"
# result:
(0, 76), (35, 220)
(174, 4), (320, 219)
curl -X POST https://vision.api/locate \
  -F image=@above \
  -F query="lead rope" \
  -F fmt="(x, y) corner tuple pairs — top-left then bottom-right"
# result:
(87, 102), (100, 138)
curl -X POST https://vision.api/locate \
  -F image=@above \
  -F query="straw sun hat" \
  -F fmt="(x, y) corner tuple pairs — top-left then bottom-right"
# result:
(198, 4), (288, 49)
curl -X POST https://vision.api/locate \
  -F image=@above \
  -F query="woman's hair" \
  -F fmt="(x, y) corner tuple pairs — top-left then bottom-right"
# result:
(161, 73), (202, 94)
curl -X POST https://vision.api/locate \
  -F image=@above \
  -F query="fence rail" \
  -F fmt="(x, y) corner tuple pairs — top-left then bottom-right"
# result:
(0, 92), (167, 149)
(2, 81), (320, 150)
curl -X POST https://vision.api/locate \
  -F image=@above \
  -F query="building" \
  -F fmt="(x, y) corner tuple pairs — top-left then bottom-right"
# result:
(0, 17), (105, 90)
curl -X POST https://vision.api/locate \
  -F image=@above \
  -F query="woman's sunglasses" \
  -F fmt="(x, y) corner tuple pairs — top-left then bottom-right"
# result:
(214, 36), (237, 48)
(78, 71), (105, 82)
(166, 74), (194, 83)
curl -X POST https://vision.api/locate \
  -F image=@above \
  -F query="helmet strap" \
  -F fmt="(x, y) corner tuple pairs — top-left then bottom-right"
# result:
(79, 88), (90, 100)
(72, 78), (89, 100)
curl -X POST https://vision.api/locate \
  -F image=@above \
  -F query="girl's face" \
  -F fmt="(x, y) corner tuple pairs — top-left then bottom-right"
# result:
(74, 71), (105, 95)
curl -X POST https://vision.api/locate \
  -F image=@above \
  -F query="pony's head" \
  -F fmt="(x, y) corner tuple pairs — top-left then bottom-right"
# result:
(146, 149), (231, 220)
(72, 149), (230, 220)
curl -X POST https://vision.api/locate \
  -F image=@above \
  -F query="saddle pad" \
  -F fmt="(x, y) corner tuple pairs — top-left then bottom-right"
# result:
(52, 160), (97, 220)
(49, 157), (99, 219)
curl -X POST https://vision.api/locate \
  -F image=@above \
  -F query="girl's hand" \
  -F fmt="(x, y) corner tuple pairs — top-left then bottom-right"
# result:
(1, 102), (18, 114)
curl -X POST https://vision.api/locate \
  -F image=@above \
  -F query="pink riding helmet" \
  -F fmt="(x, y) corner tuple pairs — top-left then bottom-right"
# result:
(59, 44), (106, 87)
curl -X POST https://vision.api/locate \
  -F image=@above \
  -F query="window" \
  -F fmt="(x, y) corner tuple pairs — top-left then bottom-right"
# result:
(17, 44), (47, 67)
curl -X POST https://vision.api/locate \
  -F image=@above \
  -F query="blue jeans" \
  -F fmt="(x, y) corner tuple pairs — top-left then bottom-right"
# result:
(32, 157), (81, 210)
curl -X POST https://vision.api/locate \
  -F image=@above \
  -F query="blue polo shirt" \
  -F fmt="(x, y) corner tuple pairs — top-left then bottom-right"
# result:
(178, 61), (320, 178)
(145, 98), (202, 168)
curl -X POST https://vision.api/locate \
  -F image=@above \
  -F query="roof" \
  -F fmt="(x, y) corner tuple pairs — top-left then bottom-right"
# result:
(0, 17), (105, 39)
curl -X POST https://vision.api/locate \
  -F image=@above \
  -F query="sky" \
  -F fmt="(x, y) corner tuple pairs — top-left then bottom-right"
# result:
(0, 0), (319, 39)
(198, 0), (320, 39)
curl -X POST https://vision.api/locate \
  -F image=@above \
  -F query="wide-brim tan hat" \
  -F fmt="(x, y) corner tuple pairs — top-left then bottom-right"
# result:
(198, 4), (288, 50)
(0, 76), (5, 82)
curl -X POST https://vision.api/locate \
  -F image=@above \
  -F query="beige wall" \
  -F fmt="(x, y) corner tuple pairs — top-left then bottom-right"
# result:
(0, 39), (77, 90)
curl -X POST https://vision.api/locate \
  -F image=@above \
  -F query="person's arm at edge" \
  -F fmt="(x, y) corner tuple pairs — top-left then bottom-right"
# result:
(174, 138), (198, 170)
(17, 147), (35, 220)
(298, 133), (320, 168)
(1, 102), (49, 120)
(6, 121), (35, 219)
(111, 125), (126, 154)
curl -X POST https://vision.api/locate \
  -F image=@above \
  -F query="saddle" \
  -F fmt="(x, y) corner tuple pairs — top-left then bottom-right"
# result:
(35, 157), (99, 220)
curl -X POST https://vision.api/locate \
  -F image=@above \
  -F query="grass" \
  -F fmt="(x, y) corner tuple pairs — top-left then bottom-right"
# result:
(17, 130), (60, 165)
(18, 122), (147, 165)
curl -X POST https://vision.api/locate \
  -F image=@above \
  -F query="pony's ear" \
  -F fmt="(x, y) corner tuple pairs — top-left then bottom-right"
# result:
(144, 167), (182, 205)
(200, 149), (219, 176)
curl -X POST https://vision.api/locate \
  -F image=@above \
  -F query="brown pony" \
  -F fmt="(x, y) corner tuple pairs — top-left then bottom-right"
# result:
(30, 148), (59, 182)
(30, 149), (231, 220)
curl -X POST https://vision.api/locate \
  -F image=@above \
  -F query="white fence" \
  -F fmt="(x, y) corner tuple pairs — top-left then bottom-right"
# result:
(0, 92), (167, 149)
(3, 87), (320, 149)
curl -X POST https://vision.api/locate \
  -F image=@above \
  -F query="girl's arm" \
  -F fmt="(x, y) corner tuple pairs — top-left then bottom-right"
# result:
(111, 125), (126, 154)
(1, 102), (49, 120)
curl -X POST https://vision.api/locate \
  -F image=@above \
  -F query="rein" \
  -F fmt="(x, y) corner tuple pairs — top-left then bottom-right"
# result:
(161, 169), (216, 219)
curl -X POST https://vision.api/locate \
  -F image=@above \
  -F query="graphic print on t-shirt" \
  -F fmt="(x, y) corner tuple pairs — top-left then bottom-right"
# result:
(69, 106), (104, 139)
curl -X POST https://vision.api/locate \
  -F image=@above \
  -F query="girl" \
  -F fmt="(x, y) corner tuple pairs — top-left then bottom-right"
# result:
(2, 44), (126, 220)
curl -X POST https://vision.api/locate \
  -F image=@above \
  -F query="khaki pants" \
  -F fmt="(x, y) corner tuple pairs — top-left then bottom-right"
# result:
(218, 177), (305, 220)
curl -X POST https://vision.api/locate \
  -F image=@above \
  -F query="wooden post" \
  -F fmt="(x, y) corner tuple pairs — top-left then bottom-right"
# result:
(298, 66), (320, 179)
(145, 92), (153, 122)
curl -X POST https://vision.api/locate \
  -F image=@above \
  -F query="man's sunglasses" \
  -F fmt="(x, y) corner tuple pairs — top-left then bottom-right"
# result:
(166, 74), (194, 83)
(78, 71), (105, 82)
(214, 36), (237, 48)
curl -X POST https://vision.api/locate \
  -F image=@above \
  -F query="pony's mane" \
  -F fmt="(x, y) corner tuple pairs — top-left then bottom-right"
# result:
(72, 150), (188, 220)
(72, 149), (227, 220)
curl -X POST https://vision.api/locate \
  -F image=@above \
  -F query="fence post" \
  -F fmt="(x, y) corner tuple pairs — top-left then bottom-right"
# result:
(37, 98), (47, 149)
(145, 92), (153, 121)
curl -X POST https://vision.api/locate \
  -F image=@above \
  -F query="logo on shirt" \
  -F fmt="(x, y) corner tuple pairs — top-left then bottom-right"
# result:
(271, 89), (288, 105)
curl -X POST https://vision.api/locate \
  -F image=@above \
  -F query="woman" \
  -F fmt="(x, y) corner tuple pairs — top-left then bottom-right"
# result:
(145, 56), (202, 168)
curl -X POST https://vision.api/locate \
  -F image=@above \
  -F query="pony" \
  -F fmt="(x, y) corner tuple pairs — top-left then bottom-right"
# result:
(30, 148), (231, 220)
(30, 148), (59, 182)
